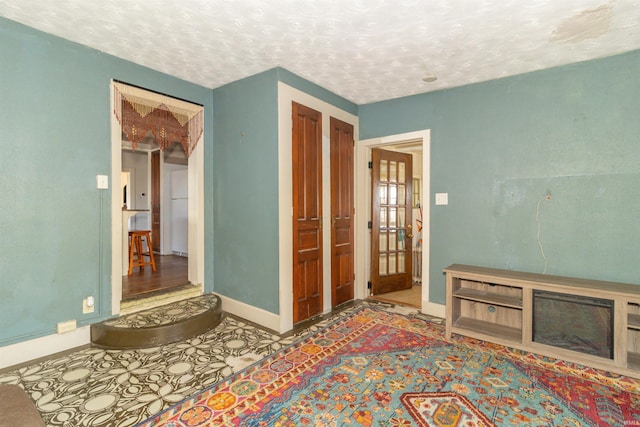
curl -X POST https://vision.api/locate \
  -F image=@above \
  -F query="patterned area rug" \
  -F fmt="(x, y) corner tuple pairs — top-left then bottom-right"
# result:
(137, 307), (640, 426)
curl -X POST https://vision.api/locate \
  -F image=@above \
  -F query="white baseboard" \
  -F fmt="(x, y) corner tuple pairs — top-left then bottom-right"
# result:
(0, 327), (91, 370)
(216, 293), (281, 333)
(422, 301), (446, 319)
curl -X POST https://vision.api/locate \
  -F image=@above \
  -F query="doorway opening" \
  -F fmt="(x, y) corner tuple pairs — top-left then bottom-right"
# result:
(355, 130), (432, 313)
(110, 81), (205, 316)
(120, 142), (190, 301)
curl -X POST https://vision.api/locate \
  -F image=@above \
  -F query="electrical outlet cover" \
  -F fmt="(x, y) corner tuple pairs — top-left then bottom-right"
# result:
(57, 320), (77, 334)
(83, 299), (95, 314)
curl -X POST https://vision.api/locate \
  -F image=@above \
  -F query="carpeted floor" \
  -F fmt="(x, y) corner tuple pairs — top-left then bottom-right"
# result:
(140, 306), (640, 426)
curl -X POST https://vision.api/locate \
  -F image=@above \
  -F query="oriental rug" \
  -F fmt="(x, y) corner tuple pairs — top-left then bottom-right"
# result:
(137, 307), (640, 426)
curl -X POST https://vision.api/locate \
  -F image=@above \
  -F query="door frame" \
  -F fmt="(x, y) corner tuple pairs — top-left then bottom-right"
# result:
(356, 130), (443, 318)
(109, 81), (205, 315)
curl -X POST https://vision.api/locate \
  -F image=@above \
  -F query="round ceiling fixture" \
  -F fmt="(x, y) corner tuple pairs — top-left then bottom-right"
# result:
(422, 74), (438, 83)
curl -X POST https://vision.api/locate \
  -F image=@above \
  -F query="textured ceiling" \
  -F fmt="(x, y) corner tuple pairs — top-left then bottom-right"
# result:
(1, 0), (639, 104)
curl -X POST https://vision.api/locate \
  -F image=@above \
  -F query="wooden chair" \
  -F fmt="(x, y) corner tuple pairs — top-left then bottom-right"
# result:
(128, 230), (157, 275)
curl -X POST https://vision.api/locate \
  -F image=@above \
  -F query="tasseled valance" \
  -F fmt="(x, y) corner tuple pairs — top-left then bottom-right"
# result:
(113, 82), (203, 157)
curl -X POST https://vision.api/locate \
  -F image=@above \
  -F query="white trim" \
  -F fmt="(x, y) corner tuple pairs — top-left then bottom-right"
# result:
(422, 301), (446, 318)
(110, 81), (205, 316)
(355, 130), (435, 315)
(189, 140), (205, 287)
(0, 327), (90, 370)
(110, 82), (123, 313)
(277, 82), (359, 334)
(216, 294), (280, 333)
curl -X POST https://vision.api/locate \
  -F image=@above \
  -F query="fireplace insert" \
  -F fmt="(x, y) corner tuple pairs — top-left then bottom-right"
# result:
(533, 290), (613, 359)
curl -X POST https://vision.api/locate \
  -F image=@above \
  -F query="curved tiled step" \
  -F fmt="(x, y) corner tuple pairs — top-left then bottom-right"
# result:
(91, 293), (223, 349)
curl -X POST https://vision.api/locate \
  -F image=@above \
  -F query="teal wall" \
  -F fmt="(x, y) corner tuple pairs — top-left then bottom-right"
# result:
(212, 70), (280, 313)
(0, 18), (214, 345)
(359, 50), (640, 304)
(212, 68), (357, 314)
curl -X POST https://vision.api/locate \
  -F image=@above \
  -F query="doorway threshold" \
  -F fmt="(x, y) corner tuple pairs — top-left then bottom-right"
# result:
(120, 283), (202, 315)
(368, 284), (422, 309)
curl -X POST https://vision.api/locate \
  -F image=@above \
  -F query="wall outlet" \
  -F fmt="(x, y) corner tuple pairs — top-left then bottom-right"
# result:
(83, 296), (95, 314)
(57, 320), (77, 334)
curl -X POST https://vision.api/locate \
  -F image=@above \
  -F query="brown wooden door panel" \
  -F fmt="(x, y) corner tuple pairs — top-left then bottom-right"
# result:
(294, 260), (321, 317)
(298, 227), (320, 249)
(334, 220), (351, 244)
(330, 117), (354, 307)
(371, 148), (413, 295)
(292, 102), (323, 324)
(151, 151), (161, 252)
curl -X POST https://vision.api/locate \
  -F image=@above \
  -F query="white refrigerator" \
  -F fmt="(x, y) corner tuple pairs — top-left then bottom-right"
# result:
(170, 169), (188, 256)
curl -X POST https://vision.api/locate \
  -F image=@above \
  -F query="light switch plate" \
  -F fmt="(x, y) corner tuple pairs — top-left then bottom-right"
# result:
(435, 193), (449, 205)
(96, 175), (109, 189)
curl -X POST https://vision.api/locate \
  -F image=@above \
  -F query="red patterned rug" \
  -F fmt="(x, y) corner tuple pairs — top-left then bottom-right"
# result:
(137, 307), (640, 426)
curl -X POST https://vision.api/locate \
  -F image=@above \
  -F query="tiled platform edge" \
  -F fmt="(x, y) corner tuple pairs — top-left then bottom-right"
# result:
(90, 293), (222, 349)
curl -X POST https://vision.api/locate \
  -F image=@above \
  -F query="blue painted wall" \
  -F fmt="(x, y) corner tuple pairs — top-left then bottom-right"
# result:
(212, 69), (280, 313)
(212, 68), (356, 314)
(359, 50), (640, 304)
(0, 18), (214, 345)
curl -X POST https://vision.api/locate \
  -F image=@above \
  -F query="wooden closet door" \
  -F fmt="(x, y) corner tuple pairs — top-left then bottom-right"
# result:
(292, 102), (323, 323)
(330, 117), (354, 307)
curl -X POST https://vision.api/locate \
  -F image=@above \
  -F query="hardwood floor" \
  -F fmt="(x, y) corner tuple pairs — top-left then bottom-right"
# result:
(122, 254), (189, 300)
(123, 254), (421, 306)
(368, 284), (422, 308)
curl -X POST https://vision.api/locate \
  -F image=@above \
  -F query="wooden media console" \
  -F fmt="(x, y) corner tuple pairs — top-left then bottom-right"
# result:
(445, 264), (640, 378)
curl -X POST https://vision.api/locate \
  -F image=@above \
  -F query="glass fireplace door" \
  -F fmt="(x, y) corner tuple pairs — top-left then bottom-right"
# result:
(533, 290), (613, 359)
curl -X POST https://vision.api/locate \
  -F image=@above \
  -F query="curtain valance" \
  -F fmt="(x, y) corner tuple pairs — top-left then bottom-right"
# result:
(113, 82), (203, 157)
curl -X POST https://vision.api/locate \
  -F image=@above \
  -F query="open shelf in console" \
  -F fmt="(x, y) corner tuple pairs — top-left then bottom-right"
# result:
(453, 287), (523, 309)
(628, 303), (640, 369)
(449, 276), (523, 343)
(629, 315), (640, 330)
(453, 317), (521, 343)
